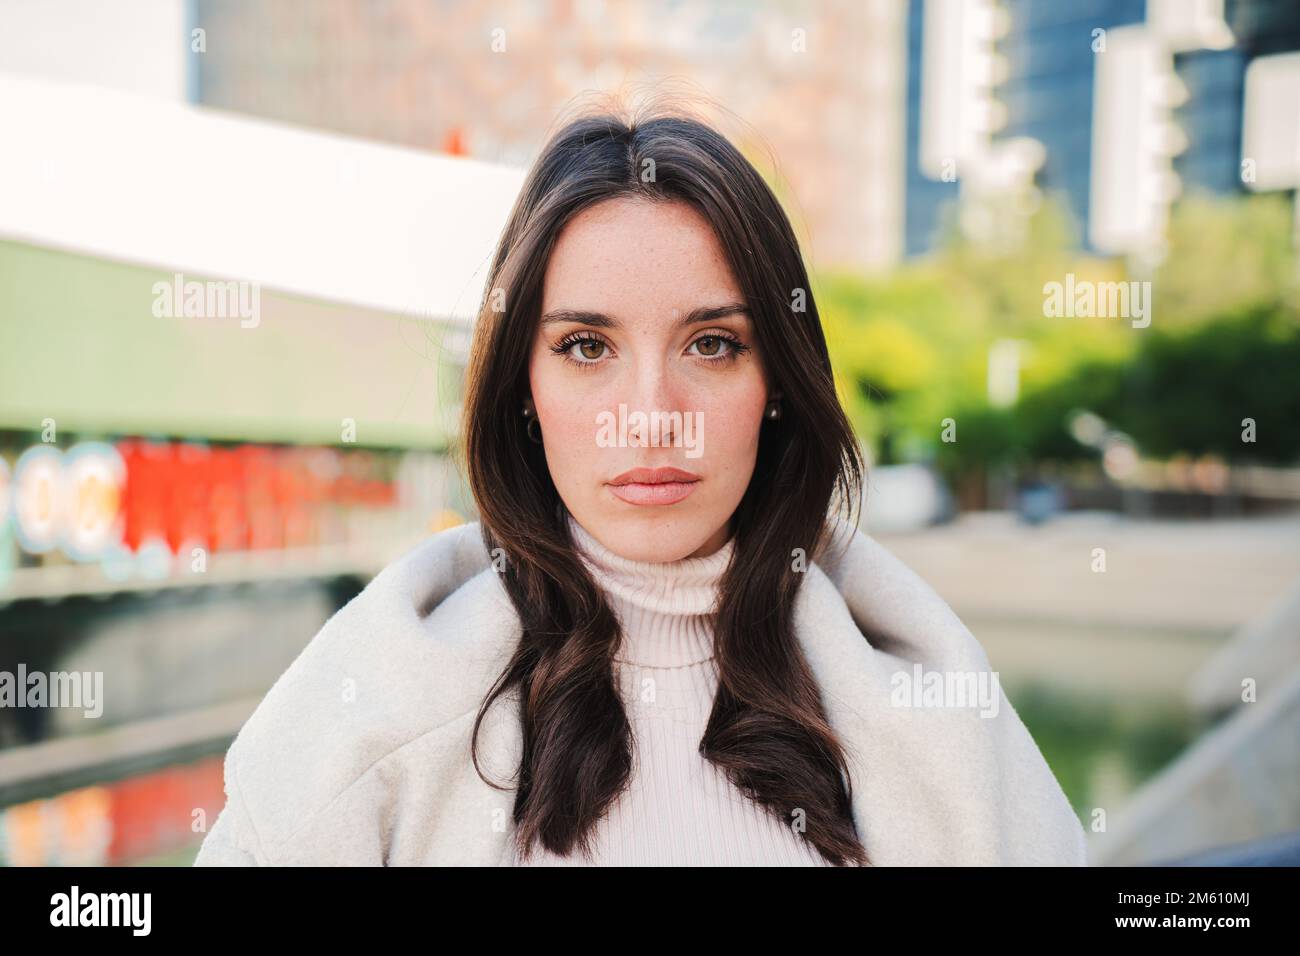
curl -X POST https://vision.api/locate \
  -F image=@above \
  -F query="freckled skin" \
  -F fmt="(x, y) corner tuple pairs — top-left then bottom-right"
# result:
(528, 197), (772, 563)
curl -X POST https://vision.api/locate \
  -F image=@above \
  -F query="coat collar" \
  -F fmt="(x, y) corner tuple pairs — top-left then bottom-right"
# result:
(401, 518), (1086, 866)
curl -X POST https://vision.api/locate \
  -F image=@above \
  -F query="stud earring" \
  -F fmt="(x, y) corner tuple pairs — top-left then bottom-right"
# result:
(765, 398), (782, 421)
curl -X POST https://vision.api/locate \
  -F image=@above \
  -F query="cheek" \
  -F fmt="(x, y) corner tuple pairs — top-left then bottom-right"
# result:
(542, 428), (599, 497)
(529, 355), (602, 479)
(697, 385), (766, 474)
(532, 357), (584, 433)
(541, 399), (600, 450)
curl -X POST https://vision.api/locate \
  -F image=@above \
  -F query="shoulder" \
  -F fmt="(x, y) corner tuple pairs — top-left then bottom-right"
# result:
(804, 519), (1087, 863)
(209, 519), (520, 859)
(807, 514), (993, 671)
(814, 514), (929, 598)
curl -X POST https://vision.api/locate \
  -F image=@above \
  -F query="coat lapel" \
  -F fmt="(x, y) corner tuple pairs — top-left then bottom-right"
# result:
(794, 522), (1087, 865)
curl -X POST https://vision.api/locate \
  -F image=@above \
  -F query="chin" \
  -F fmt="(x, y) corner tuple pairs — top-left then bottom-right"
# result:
(596, 509), (718, 563)
(614, 537), (696, 563)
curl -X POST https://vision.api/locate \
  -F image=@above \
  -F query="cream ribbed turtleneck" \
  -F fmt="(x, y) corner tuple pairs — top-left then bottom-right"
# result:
(509, 511), (834, 866)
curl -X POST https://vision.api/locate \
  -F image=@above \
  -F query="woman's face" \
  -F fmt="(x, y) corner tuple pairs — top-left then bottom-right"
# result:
(528, 196), (771, 562)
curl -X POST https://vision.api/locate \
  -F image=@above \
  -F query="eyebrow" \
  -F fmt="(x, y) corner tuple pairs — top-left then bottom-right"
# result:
(539, 302), (750, 331)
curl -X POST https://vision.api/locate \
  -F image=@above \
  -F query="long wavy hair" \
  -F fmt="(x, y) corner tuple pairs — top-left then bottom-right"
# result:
(460, 99), (868, 865)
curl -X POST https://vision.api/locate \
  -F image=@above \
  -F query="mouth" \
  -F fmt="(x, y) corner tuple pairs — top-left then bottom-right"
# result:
(606, 467), (701, 506)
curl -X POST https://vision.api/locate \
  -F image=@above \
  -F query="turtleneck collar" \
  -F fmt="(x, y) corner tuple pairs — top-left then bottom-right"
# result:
(565, 510), (735, 667)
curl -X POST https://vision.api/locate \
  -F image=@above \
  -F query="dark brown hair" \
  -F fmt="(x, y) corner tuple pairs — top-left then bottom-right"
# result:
(460, 97), (868, 865)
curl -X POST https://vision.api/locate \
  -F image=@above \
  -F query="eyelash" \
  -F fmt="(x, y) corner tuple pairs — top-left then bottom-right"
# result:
(550, 330), (751, 370)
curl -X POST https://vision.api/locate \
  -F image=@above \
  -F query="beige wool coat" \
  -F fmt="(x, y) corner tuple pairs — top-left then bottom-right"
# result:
(193, 518), (1088, 866)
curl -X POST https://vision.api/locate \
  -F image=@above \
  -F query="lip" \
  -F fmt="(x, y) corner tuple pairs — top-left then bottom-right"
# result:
(606, 466), (701, 506)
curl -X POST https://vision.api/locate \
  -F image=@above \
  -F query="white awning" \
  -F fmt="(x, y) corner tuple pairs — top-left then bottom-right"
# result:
(0, 70), (525, 325)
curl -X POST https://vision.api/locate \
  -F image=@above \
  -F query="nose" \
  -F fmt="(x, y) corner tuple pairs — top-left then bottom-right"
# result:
(624, 358), (681, 447)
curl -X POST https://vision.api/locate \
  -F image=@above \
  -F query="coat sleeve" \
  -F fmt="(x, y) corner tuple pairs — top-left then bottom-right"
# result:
(191, 522), (503, 866)
(193, 754), (271, 866)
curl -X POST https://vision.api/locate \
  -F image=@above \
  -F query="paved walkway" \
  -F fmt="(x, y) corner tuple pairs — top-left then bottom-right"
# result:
(873, 511), (1300, 697)
(876, 510), (1300, 633)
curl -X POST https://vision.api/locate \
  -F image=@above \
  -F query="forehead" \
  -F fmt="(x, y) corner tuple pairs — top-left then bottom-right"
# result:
(539, 197), (743, 321)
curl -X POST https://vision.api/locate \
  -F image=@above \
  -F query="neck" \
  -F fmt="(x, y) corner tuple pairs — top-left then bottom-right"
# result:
(565, 511), (735, 667)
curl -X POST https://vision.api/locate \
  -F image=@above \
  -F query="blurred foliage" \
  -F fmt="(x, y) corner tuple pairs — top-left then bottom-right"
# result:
(1153, 191), (1300, 325)
(814, 190), (1300, 477)
(1123, 303), (1300, 462)
(1008, 681), (1195, 821)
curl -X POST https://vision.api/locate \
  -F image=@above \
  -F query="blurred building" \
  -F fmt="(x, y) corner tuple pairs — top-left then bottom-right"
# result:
(191, 0), (909, 272)
(0, 4), (523, 863)
(905, 0), (1300, 263)
(0, 0), (191, 100)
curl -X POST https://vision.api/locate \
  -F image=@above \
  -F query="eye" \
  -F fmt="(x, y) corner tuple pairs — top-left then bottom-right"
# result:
(551, 331), (611, 368)
(688, 332), (749, 363)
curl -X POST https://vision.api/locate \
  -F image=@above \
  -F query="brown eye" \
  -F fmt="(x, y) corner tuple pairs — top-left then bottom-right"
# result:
(550, 332), (612, 368)
(695, 336), (722, 357)
(689, 333), (747, 361)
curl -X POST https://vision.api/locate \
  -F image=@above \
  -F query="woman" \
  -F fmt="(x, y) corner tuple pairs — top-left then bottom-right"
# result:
(194, 105), (1087, 867)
